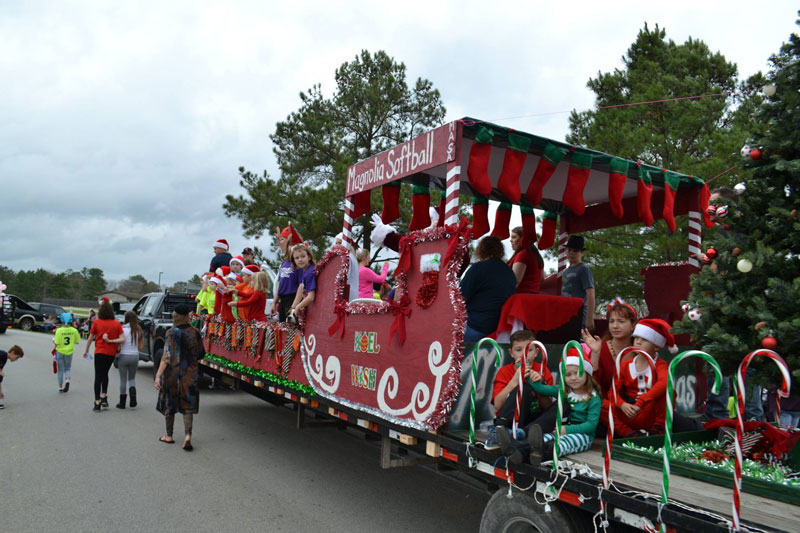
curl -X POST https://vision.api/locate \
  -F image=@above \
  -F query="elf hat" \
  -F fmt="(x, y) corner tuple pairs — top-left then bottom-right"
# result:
(230, 255), (245, 268)
(565, 342), (593, 376)
(633, 318), (678, 354)
(242, 264), (261, 275)
(213, 238), (229, 251)
(280, 224), (303, 246)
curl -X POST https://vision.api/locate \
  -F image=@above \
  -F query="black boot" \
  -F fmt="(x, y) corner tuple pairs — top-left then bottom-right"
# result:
(495, 426), (529, 466)
(528, 424), (544, 466)
(116, 395), (127, 409)
(129, 386), (137, 408)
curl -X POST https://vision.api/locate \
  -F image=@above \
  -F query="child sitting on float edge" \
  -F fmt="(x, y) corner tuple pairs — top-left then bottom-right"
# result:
(485, 330), (553, 450)
(496, 343), (601, 466)
(289, 245), (317, 319)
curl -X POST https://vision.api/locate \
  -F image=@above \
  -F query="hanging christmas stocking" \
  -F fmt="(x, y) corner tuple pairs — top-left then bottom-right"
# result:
(472, 195), (490, 239)
(381, 181), (402, 223)
(561, 151), (592, 215)
(467, 126), (494, 195)
(351, 189), (372, 219)
(538, 211), (557, 250)
(409, 185), (431, 231)
(497, 132), (531, 202)
(520, 206), (537, 249)
(416, 252), (442, 309)
(662, 170), (679, 232)
(437, 193), (446, 227)
(699, 182), (714, 228)
(525, 143), (566, 206)
(490, 202), (513, 240)
(637, 163), (654, 226)
(608, 157), (629, 219)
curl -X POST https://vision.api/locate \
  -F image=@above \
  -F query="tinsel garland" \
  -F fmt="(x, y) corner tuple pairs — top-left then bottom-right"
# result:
(203, 353), (316, 396)
(621, 440), (800, 487)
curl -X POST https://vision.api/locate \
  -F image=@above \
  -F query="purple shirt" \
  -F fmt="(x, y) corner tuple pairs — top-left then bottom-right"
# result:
(277, 260), (297, 296)
(291, 265), (317, 295)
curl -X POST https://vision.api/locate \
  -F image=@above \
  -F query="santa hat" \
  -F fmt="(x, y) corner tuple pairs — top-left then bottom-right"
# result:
(230, 255), (245, 268)
(633, 318), (678, 354)
(564, 343), (593, 376)
(209, 275), (226, 290)
(99, 296), (110, 304)
(213, 238), (229, 251)
(215, 266), (231, 277)
(280, 224), (303, 246)
(242, 264), (261, 275)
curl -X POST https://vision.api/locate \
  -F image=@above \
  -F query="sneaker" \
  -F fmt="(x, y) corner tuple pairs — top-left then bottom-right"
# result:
(63, 381), (70, 393)
(484, 427), (501, 450)
(100, 397), (109, 409)
(93, 402), (101, 412)
(58, 387), (65, 393)
(0, 402), (5, 409)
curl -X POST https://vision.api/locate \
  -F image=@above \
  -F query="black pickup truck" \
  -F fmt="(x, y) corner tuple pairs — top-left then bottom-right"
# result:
(131, 291), (197, 373)
(0, 295), (15, 334)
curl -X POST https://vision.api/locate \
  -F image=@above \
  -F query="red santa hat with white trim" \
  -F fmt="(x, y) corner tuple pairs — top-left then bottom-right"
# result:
(230, 255), (245, 268)
(242, 264), (261, 275)
(564, 343), (593, 375)
(213, 238), (229, 251)
(208, 275), (226, 289)
(633, 318), (678, 354)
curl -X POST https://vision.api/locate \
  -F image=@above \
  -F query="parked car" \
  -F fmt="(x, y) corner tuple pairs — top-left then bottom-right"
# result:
(3, 295), (46, 331)
(29, 302), (68, 321)
(131, 291), (197, 372)
(112, 301), (136, 322)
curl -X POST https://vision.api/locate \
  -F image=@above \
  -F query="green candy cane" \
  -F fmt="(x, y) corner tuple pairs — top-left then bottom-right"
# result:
(469, 338), (503, 465)
(553, 340), (585, 471)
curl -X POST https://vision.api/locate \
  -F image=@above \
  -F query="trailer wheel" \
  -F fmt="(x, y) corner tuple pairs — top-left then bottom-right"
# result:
(480, 489), (579, 533)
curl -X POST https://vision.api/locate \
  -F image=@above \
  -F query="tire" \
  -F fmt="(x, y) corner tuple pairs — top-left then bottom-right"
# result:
(152, 346), (163, 378)
(0, 325), (6, 334)
(479, 488), (581, 533)
(19, 317), (34, 331)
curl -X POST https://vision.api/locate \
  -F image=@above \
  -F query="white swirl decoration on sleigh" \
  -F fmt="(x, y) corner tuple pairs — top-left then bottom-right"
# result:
(377, 341), (450, 423)
(303, 334), (341, 394)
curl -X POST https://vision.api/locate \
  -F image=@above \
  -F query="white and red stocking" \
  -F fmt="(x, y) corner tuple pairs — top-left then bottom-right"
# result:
(381, 182), (402, 223)
(496, 132), (530, 202)
(608, 157), (629, 219)
(538, 211), (557, 250)
(472, 195), (490, 239)
(409, 185), (431, 231)
(525, 142), (566, 206)
(467, 126), (494, 196)
(490, 202), (513, 241)
(662, 170), (679, 232)
(416, 252), (442, 309)
(562, 151), (592, 215)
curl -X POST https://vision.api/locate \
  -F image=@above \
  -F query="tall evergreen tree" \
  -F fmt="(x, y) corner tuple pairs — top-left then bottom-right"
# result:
(675, 18), (800, 382)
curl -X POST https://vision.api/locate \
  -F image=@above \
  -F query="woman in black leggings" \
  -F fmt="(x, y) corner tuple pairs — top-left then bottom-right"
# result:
(83, 301), (123, 412)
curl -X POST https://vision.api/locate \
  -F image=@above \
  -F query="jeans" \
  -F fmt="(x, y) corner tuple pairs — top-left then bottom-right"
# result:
(464, 324), (491, 343)
(705, 367), (764, 421)
(117, 353), (138, 394)
(55, 352), (73, 386)
(780, 411), (800, 428)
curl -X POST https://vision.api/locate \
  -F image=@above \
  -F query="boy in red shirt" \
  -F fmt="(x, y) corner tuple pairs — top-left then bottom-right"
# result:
(485, 330), (553, 449)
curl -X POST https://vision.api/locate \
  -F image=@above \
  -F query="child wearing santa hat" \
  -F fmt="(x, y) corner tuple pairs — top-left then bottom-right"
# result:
(606, 318), (677, 438)
(496, 343), (601, 465)
(230, 270), (268, 322)
(210, 239), (232, 273)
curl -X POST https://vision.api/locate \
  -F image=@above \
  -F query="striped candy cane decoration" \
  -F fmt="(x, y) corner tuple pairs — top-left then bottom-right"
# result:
(554, 340), (585, 470)
(468, 337), (503, 465)
(557, 231), (569, 278)
(688, 209), (702, 268)
(443, 163), (462, 227)
(660, 350), (723, 533)
(342, 198), (357, 249)
(526, 340), (548, 377)
(512, 352), (526, 437)
(731, 349), (791, 531)
(603, 347), (656, 518)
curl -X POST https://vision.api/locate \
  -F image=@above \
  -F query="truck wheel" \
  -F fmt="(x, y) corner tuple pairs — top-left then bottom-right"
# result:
(480, 488), (579, 533)
(19, 318), (34, 331)
(152, 346), (163, 377)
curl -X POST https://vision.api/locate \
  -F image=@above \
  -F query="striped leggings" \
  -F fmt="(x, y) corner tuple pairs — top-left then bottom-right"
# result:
(543, 432), (593, 457)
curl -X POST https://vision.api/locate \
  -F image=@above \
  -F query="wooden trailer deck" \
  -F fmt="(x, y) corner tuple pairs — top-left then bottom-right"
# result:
(570, 449), (800, 532)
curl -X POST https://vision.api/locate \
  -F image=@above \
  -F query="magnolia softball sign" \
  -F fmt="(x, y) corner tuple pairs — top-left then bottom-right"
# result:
(346, 121), (456, 195)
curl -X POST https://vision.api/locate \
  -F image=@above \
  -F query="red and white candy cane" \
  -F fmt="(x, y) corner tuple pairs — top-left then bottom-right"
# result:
(526, 340), (548, 376)
(512, 350), (526, 438)
(731, 349), (791, 531)
(602, 347), (656, 520)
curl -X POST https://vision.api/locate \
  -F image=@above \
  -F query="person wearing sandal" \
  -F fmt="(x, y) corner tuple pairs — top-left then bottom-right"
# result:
(155, 304), (204, 451)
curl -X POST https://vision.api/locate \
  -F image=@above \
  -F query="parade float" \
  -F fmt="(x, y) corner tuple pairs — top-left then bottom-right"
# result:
(199, 118), (798, 532)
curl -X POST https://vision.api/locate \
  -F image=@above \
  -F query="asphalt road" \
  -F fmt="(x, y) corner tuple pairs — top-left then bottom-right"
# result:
(0, 329), (490, 532)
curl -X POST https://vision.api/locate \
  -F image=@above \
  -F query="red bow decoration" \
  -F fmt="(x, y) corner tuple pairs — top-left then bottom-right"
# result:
(443, 216), (471, 268)
(327, 304), (347, 338)
(393, 235), (413, 277)
(388, 295), (412, 345)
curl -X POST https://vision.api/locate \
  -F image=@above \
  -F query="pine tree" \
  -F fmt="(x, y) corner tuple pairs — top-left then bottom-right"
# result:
(675, 18), (800, 384)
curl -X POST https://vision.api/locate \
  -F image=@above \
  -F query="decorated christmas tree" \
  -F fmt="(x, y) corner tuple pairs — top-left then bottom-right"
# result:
(675, 20), (800, 383)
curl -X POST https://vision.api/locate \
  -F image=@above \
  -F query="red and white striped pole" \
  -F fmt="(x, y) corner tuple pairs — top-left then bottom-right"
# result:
(342, 197), (357, 249)
(688, 188), (703, 268)
(557, 230), (569, 278)
(443, 161), (462, 227)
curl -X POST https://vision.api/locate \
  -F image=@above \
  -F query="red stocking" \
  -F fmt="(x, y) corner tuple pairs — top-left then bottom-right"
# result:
(437, 194), (446, 227)
(699, 182), (714, 228)
(562, 151), (592, 215)
(525, 143), (565, 206)
(520, 206), (537, 249)
(467, 126), (494, 196)
(538, 211), (557, 250)
(490, 202), (512, 240)
(662, 170), (679, 232)
(637, 164), (654, 226)
(496, 132), (530, 203)
(409, 185), (431, 231)
(351, 189), (372, 219)
(608, 157), (628, 219)
(471, 196), (490, 239)
(381, 182), (402, 223)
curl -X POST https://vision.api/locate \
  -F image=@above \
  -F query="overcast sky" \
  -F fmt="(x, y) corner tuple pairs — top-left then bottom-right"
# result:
(1, 1), (797, 287)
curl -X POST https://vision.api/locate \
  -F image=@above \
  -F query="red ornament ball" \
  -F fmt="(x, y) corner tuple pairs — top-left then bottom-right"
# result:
(705, 247), (717, 260)
(749, 148), (762, 160)
(762, 336), (778, 350)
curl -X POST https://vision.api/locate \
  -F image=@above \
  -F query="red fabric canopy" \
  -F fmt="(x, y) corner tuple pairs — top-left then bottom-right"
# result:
(492, 293), (584, 337)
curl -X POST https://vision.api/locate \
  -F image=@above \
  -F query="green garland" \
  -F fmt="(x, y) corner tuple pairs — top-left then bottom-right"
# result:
(203, 353), (316, 397)
(621, 440), (800, 487)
